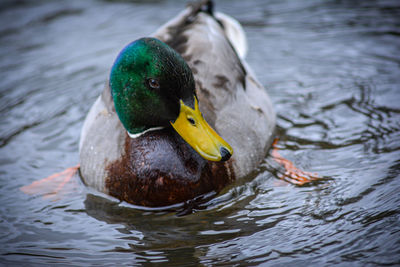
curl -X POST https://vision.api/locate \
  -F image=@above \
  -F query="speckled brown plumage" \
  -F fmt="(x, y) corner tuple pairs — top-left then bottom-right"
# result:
(105, 128), (235, 207)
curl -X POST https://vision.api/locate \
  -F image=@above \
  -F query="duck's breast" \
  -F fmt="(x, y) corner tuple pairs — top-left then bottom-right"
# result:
(105, 128), (234, 207)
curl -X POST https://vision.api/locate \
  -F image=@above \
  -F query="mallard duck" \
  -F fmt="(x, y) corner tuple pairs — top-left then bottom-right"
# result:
(79, 0), (275, 207)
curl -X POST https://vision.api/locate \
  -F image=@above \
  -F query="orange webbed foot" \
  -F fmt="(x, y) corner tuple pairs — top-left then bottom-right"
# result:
(271, 139), (319, 185)
(20, 164), (80, 200)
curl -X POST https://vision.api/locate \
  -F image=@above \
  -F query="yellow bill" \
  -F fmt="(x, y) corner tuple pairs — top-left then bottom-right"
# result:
(171, 97), (233, 161)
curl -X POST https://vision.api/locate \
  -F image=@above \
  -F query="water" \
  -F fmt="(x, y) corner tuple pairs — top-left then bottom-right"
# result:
(1, 0), (399, 265)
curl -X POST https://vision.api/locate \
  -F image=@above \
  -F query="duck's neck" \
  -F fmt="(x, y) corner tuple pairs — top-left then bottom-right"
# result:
(127, 126), (165, 139)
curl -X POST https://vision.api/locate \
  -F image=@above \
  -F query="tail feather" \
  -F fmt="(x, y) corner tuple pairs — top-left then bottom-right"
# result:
(215, 12), (248, 59)
(189, 0), (248, 59)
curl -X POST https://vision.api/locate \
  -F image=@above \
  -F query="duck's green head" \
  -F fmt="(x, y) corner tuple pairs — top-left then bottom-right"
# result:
(110, 37), (232, 162)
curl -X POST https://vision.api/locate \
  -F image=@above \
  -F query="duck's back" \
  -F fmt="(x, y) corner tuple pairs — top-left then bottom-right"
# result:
(154, 3), (276, 178)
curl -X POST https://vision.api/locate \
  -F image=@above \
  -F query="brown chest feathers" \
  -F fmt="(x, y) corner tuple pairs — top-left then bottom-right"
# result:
(105, 128), (235, 207)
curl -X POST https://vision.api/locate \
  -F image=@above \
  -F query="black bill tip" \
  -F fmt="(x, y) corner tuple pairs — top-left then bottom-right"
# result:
(220, 146), (231, 162)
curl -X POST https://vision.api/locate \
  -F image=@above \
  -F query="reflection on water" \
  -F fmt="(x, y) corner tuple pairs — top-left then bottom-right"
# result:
(1, 0), (400, 265)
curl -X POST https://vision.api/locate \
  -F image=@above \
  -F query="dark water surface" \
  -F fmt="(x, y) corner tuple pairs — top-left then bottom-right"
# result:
(1, 0), (400, 265)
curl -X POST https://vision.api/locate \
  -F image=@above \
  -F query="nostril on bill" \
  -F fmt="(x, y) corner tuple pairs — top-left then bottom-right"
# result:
(187, 117), (196, 126)
(220, 147), (231, 161)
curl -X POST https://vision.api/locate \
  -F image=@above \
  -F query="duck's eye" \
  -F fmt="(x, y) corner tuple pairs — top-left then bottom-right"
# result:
(147, 78), (160, 89)
(187, 117), (196, 126)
